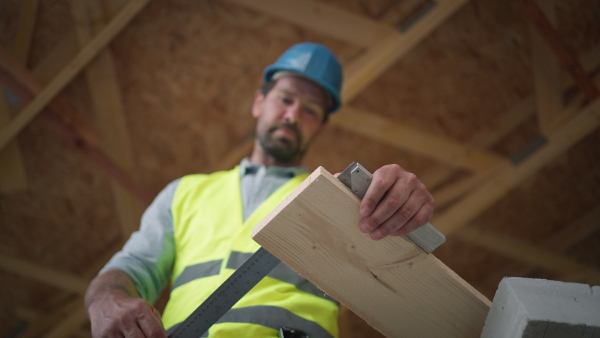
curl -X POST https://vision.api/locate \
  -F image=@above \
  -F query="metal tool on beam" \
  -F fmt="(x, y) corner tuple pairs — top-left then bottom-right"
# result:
(168, 162), (445, 337)
(337, 162), (445, 254)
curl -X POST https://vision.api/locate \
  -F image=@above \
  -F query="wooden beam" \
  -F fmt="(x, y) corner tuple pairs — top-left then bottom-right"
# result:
(0, 98), (28, 193)
(0, 0), (150, 152)
(424, 97), (536, 189)
(16, 299), (84, 338)
(457, 227), (600, 283)
(431, 161), (511, 209)
(524, 0), (599, 101)
(43, 299), (87, 338)
(530, 0), (563, 135)
(433, 70), (600, 207)
(343, 0), (469, 103)
(13, 0), (39, 63)
(0, 57), (153, 205)
(478, 205), (600, 289)
(434, 98), (600, 237)
(253, 167), (490, 337)
(21, 241), (124, 338)
(0, 254), (88, 294)
(225, 0), (396, 47)
(331, 106), (508, 172)
(0, 47), (98, 147)
(71, 0), (143, 237)
(428, 45), (600, 200)
(0, 0), (39, 193)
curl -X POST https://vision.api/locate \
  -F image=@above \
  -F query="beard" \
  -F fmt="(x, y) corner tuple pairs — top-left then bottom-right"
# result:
(257, 122), (306, 164)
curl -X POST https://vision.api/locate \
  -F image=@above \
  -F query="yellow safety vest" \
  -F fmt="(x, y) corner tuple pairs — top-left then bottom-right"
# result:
(162, 166), (339, 337)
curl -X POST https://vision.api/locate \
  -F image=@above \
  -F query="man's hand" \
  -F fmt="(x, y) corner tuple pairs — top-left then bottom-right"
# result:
(357, 164), (434, 240)
(86, 270), (166, 338)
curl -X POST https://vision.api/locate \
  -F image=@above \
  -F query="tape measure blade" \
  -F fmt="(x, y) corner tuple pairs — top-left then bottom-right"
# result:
(168, 247), (281, 338)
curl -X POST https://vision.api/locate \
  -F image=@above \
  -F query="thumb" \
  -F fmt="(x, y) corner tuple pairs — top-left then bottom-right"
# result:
(150, 307), (163, 323)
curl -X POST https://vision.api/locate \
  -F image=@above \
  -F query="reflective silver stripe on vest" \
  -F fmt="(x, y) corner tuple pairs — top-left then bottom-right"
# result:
(226, 251), (337, 304)
(165, 305), (334, 338)
(171, 259), (222, 290)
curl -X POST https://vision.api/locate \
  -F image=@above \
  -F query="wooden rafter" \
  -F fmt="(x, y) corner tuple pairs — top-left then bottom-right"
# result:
(330, 106), (508, 172)
(0, 255), (88, 294)
(479, 205), (600, 288)
(16, 299), (84, 338)
(434, 98), (600, 236)
(217, 0), (470, 168)
(430, 46), (600, 206)
(457, 227), (600, 284)
(0, 0), (39, 192)
(530, 0), (562, 135)
(19, 241), (125, 337)
(71, 0), (143, 237)
(524, 0), (599, 101)
(225, 0), (396, 47)
(343, 0), (470, 102)
(0, 0), (150, 152)
(0, 48), (153, 205)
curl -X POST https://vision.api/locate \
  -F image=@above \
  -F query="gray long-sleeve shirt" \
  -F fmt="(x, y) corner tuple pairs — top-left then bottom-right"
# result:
(100, 158), (308, 303)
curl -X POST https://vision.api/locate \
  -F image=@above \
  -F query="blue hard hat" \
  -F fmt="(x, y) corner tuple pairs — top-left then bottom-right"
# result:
(263, 42), (343, 113)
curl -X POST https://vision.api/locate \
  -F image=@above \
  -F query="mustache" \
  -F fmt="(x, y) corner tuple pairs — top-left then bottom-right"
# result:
(268, 122), (301, 137)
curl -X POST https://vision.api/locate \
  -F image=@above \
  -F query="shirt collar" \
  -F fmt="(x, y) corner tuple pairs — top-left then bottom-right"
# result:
(240, 158), (308, 178)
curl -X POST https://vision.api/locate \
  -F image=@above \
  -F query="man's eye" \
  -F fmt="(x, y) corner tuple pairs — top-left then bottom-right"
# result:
(279, 96), (293, 104)
(304, 108), (317, 116)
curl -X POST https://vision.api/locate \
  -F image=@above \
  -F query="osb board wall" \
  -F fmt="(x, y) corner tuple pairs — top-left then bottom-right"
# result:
(0, 0), (599, 336)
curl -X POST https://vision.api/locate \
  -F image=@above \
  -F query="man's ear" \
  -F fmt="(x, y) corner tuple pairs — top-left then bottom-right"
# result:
(251, 90), (265, 119)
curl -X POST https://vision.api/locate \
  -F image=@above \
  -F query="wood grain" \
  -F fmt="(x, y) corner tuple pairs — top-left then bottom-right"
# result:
(253, 167), (491, 337)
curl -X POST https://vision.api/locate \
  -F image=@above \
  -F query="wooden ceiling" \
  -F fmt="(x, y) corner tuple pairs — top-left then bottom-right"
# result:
(0, 0), (599, 336)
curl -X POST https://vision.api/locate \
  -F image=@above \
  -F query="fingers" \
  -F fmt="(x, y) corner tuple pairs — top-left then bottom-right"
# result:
(359, 164), (402, 218)
(137, 306), (167, 338)
(89, 295), (166, 338)
(358, 164), (434, 240)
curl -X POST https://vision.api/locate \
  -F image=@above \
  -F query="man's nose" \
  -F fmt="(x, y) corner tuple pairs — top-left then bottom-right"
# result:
(284, 103), (301, 124)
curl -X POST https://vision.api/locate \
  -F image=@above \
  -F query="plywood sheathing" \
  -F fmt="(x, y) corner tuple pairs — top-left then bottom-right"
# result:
(0, 0), (599, 336)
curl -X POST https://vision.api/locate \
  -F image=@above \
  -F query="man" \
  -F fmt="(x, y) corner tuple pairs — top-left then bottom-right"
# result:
(85, 42), (434, 337)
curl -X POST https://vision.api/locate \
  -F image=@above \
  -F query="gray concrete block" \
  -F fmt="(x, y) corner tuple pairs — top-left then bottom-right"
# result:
(481, 277), (600, 338)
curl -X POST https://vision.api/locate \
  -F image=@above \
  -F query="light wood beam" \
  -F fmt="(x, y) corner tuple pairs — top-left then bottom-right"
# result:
(0, 0), (151, 152)
(71, 0), (143, 237)
(434, 98), (600, 237)
(432, 69), (600, 208)
(457, 227), (600, 284)
(215, 0), (469, 166)
(43, 299), (87, 338)
(0, 97), (28, 193)
(0, 49), (153, 205)
(253, 166), (490, 337)
(423, 97), (536, 190)
(331, 106), (508, 172)
(0, 0), (39, 193)
(530, 0), (562, 135)
(524, 0), (599, 101)
(343, 0), (469, 103)
(20, 241), (125, 338)
(478, 205), (600, 288)
(224, 0), (396, 47)
(0, 254), (88, 294)
(16, 299), (84, 338)
(12, 0), (39, 62)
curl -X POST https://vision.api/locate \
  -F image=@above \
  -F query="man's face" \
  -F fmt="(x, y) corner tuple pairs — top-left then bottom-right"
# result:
(252, 75), (328, 165)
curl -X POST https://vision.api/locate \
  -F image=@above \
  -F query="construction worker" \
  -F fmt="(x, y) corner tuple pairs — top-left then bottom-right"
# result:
(85, 42), (435, 338)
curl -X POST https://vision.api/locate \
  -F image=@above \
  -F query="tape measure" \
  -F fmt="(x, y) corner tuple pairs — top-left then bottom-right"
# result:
(167, 162), (445, 337)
